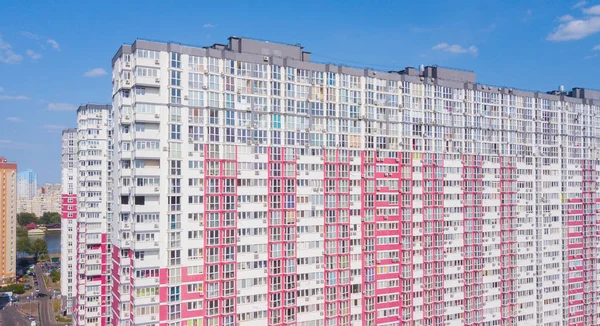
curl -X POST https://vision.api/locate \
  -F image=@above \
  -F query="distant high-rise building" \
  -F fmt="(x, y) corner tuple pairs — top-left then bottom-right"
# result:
(61, 128), (77, 315)
(0, 157), (17, 283)
(17, 168), (37, 200)
(18, 183), (61, 215)
(72, 105), (112, 326)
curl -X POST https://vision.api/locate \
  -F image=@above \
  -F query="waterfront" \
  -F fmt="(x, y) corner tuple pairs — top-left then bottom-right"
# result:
(29, 231), (60, 255)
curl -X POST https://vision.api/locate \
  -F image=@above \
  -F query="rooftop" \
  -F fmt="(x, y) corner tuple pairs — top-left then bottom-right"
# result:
(113, 36), (600, 105)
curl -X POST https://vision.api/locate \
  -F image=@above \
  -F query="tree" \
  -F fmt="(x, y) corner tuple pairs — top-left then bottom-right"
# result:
(39, 212), (61, 225)
(17, 212), (37, 227)
(29, 238), (48, 261)
(16, 227), (28, 237)
(16, 237), (30, 256)
(50, 270), (60, 283)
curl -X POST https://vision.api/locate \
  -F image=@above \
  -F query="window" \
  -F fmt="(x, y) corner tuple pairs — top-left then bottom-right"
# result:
(188, 91), (204, 107)
(170, 88), (181, 104)
(189, 73), (204, 89)
(170, 71), (181, 86)
(136, 49), (159, 59)
(170, 124), (181, 140)
(136, 67), (158, 77)
(171, 52), (181, 69)
(170, 107), (181, 122)
(208, 92), (219, 107)
(189, 55), (203, 72)
(169, 250), (181, 266)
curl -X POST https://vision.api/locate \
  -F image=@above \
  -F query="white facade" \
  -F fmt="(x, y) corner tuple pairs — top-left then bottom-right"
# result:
(106, 37), (600, 326)
(61, 128), (77, 315)
(73, 105), (112, 326)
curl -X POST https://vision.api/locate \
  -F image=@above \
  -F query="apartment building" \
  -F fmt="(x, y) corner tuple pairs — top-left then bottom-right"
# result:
(18, 183), (62, 215)
(107, 37), (600, 326)
(0, 157), (17, 283)
(61, 128), (77, 315)
(73, 104), (113, 326)
(17, 168), (38, 200)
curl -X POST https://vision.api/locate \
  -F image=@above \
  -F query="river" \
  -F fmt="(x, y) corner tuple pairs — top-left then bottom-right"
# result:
(29, 231), (61, 255)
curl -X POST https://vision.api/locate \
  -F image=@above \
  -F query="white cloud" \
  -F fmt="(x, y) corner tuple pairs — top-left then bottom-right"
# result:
(0, 95), (29, 100)
(547, 16), (600, 40)
(583, 5), (600, 15)
(559, 14), (575, 22)
(47, 102), (77, 111)
(43, 124), (65, 131)
(203, 24), (216, 28)
(574, 1), (587, 8)
(594, 44), (600, 50)
(47, 39), (60, 51)
(0, 87), (3, 92)
(6, 117), (23, 122)
(18, 31), (40, 40)
(585, 53), (598, 59)
(26, 49), (41, 60)
(0, 139), (32, 149)
(0, 140), (13, 148)
(84, 68), (107, 77)
(0, 33), (23, 64)
(522, 9), (534, 22)
(432, 43), (478, 55)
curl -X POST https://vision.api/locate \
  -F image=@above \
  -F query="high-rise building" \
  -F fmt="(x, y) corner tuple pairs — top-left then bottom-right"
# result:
(61, 128), (77, 315)
(107, 37), (600, 326)
(17, 168), (38, 200)
(73, 105), (113, 326)
(0, 157), (17, 283)
(18, 183), (62, 215)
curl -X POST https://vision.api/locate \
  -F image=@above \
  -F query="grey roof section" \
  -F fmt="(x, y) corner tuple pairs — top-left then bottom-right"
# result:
(111, 36), (600, 105)
(61, 128), (77, 134)
(76, 104), (111, 113)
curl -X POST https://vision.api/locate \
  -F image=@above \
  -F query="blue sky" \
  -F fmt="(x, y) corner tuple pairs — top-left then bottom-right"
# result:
(0, 0), (599, 183)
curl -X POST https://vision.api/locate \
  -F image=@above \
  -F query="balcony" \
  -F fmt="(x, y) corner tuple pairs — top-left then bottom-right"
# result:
(131, 204), (160, 214)
(133, 112), (161, 124)
(133, 75), (161, 88)
(132, 257), (160, 269)
(132, 240), (160, 251)
(132, 295), (159, 306)
(86, 268), (102, 276)
(133, 314), (159, 325)
(131, 185), (160, 196)
(131, 167), (161, 177)
(133, 277), (160, 288)
(133, 149), (161, 160)
(133, 222), (160, 232)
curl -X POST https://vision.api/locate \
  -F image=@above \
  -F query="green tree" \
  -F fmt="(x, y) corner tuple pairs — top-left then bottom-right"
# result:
(39, 212), (61, 225)
(17, 212), (37, 227)
(16, 227), (28, 237)
(16, 236), (30, 256)
(0, 283), (25, 294)
(29, 238), (48, 261)
(50, 270), (60, 283)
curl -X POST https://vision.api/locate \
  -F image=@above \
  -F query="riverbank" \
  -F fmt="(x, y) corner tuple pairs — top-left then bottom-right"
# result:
(28, 231), (61, 255)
